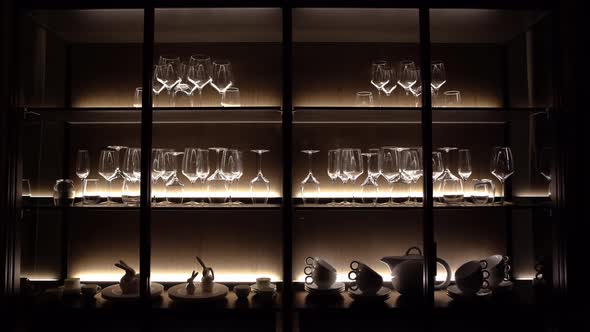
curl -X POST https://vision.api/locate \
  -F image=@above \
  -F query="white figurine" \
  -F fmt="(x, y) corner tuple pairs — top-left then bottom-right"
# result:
(197, 256), (214, 292)
(186, 270), (198, 295)
(114, 260), (139, 294)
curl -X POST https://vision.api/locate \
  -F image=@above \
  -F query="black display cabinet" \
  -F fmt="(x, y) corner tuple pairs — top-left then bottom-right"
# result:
(0, 1), (578, 332)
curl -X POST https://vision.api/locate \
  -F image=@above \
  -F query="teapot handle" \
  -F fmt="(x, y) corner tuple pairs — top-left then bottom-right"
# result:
(405, 246), (423, 256)
(434, 258), (452, 290)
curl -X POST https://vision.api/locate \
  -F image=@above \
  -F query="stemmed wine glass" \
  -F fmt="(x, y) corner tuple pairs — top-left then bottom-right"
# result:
(207, 147), (228, 204)
(381, 66), (397, 98)
(409, 68), (423, 107)
(300, 150), (320, 204)
(221, 149), (243, 205)
(121, 148), (141, 206)
(431, 60), (447, 106)
(378, 147), (401, 206)
(152, 65), (167, 107)
(182, 148), (201, 205)
(98, 149), (118, 205)
(196, 149), (210, 204)
(106, 145), (127, 181)
(159, 150), (176, 205)
(490, 146), (514, 205)
(401, 148), (423, 205)
(211, 60), (234, 104)
(188, 54), (212, 107)
(360, 150), (379, 205)
(537, 146), (552, 196)
(76, 149), (90, 186)
(437, 147), (463, 204)
(341, 148), (363, 205)
(250, 150), (271, 204)
(397, 60), (417, 95)
(173, 63), (193, 107)
(432, 152), (444, 201)
(151, 148), (166, 203)
(370, 60), (389, 106)
(164, 151), (185, 205)
(458, 149), (472, 200)
(327, 149), (341, 206)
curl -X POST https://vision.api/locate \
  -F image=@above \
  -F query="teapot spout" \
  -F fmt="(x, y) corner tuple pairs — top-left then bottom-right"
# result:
(380, 256), (404, 274)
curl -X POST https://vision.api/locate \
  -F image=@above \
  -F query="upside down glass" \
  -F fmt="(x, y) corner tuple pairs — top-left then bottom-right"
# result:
(207, 147), (228, 204)
(301, 150), (320, 204)
(250, 150), (271, 204)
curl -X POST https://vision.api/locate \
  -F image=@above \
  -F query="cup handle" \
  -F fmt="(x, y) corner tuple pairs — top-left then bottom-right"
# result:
(305, 256), (315, 266)
(481, 280), (489, 290)
(434, 258), (452, 290)
(96, 285), (102, 292)
(304, 266), (313, 276)
(482, 270), (490, 279)
(349, 281), (358, 291)
(479, 259), (488, 269)
(350, 260), (360, 270)
(348, 270), (358, 281)
(405, 246), (423, 256)
(305, 276), (314, 285)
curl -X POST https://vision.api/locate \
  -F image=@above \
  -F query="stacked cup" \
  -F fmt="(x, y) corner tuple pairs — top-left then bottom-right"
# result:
(348, 261), (383, 295)
(454, 259), (490, 296)
(304, 257), (337, 289)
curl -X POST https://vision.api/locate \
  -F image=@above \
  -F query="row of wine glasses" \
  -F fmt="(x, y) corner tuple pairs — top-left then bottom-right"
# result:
(133, 54), (239, 108)
(300, 146), (514, 206)
(369, 59), (452, 106)
(75, 147), (271, 205)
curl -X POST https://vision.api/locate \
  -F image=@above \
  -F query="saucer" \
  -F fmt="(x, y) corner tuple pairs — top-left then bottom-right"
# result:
(250, 283), (277, 293)
(168, 283), (229, 302)
(59, 284), (86, 296)
(305, 282), (345, 294)
(101, 283), (163, 301)
(446, 285), (492, 300)
(348, 287), (391, 301)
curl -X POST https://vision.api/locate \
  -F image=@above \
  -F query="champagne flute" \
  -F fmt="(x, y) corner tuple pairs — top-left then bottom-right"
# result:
(76, 149), (90, 185)
(327, 149), (341, 206)
(490, 147), (514, 205)
(98, 149), (118, 205)
(458, 149), (472, 199)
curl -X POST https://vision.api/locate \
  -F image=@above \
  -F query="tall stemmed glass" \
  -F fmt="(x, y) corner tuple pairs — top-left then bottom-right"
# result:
(431, 60), (447, 106)
(151, 149), (166, 203)
(164, 151), (185, 204)
(360, 151), (379, 205)
(76, 149), (90, 186)
(458, 149), (472, 200)
(409, 68), (423, 107)
(188, 54), (212, 107)
(182, 148), (201, 205)
(172, 63), (192, 107)
(401, 148), (423, 205)
(378, 147), (401, 206)
(211, 60), (234, 105)
(370, 60), (389, 106)
(207, 147), (228, 204)
(121, 148), (141, 206)
(300, 150), (320, 204)
(397, 60), (417, 95)
(221, 149), (243, 205)
(381, 66), (397, 98)
(327, 149), (341, 206)
(537, 147), (552, 196)
(342, 148), (363, 205)
(152, 65), (167, 106)
(98, 149), (118, 205)
(490, 147), (514, 205)
(437, 147), (463, 204)
(250, 150), (271, 204)
(196, 149), (210, 204)
(432, 152), (444, 201)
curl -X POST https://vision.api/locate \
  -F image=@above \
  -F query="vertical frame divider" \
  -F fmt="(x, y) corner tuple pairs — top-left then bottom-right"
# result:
(281, 3), (294, 332)
(140, 4), (154, 304)
(419, 7), (434, 310)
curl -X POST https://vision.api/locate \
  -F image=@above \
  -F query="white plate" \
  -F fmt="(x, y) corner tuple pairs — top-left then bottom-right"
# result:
(168, 283), (229, 302)
(348, 287), (391, 301)
(446, 285), (492, 300)
(100, 283), (163, 301)
(250, 283), (277, 293)
(305, 282), (345, 294)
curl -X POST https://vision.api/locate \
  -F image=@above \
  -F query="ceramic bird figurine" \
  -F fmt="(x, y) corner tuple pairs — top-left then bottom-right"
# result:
(186, 270), (198, 295)
(115, 260), (139, 294)
(196, 256), (215, 292)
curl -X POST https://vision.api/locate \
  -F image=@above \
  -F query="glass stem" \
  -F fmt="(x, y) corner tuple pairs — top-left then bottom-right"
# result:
(257, 152), (263, 176)
(389, 181), (394, 204)
(198, 89), (203, 107)
(106, 180), (112, 204)
(331, 178), (336, 204)
(500, 181), (505, 205)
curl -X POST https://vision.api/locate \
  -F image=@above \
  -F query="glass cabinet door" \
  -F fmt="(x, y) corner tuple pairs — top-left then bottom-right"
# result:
(18, 7), (144, 328)
(428, 7), (555, 326)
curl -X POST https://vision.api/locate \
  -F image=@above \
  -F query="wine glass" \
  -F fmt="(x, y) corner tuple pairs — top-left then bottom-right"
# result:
(397, 60), (417, 95)
(207, 147), (228, 204)
(188, 54), (212, 107)
(221, 149), (243, 205)
(106, 145), (127, 180)
(490, 147), (514, 205)
(159, 55), (180, 66)
(381, 66), (397, 97)
(378, 147), (401, 206)
(355, 91), (374, 107)
(432, 152), (444, 202)
(221, 87), (241, 107)
(370, 60), (388, 106)
(76, 149), (90, 185)
(431, 60), (446, 105)
(152, 65), (167, 106)
(401, 148), (423, 205)
(164, 151), (185, 205)
(300, 150), (320, 204)
(327, 149), (341, 206)
(133, 87), (142, 108)
(98, 149), (118, 205)
(172, 63), (192, 107)
(196, 149), (210, 204)
(436, 147), (463, 204)
(82, 179), (100, 205)
(182, 148), (201, 205)
(360, 151), (379, 205)
(151, 148), (166, 203)
(122, 148), (141, 182)
(458, 149), (472, 199)
(409, 68), (423, 107)
(250, 150), (271, 204)
(537, 146), (552, 196)
(211, 60), (234, 95)
(341, 148), (363, 205)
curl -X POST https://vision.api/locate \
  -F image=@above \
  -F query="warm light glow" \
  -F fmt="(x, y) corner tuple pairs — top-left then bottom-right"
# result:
(295, 191), (497, 199)
(73, 272), (281, 283)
